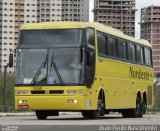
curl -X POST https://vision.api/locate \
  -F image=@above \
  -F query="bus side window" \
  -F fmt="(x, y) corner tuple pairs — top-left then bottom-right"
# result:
(144, 48), (152, 66)
(86, 28), (95, 47)
(108, 36), (118, 58)
(136, 45), (144, 65)
(128, 43), (136, 63)
(97, 32), (108, 56)
(118, 40), (127, 60)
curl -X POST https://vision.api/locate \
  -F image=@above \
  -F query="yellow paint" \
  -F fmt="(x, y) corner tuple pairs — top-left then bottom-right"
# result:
(15, 22), (154, 111)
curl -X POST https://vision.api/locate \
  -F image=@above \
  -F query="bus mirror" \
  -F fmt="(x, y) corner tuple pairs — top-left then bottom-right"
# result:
(87, 50), (95, 66)
(9, 53), (13, 68)
(87, 51), (91, 66)
(86, 50), (95, 87)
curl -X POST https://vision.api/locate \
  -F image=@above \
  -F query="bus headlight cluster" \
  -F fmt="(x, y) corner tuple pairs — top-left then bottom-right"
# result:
(68, 99), (78, 104)
(17, 90), (29, 95)
(18, 100), (28, 104)
(67, 90), (85, 95)
(67, 90), (77, 95)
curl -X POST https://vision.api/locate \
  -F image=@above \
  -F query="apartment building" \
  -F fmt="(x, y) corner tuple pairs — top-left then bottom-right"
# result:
(94, 0), (136, 37)
(140, 6), (160, 75)
(62, 0), (89, 21)
(0, 0), (89, 73)
(1, 0), (15, 73)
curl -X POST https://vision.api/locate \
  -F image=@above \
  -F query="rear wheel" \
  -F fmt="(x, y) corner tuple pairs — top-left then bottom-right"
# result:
(35, 110), (48, 120)
(122, 96), (144, 118)
(130, 96), (143, 118)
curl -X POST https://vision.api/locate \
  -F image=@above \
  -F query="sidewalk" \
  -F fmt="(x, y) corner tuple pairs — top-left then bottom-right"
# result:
(0, 112), (35, 117)
(0, 112), (81, 117)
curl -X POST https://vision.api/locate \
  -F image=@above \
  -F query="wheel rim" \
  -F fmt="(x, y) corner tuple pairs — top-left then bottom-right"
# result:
(98, 96), (104, 116)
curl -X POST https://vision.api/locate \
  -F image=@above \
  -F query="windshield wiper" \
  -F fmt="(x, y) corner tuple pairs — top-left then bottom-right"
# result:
(50, 53), (63, 84)
(31, 52), (48, 84)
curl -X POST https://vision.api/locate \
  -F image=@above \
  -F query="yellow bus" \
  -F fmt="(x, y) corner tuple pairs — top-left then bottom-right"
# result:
(12, 22), (154, 120)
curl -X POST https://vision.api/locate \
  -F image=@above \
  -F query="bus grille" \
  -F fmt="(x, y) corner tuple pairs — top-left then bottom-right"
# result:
(31, 90), (45, 94)
(30, 90), (64, 94)
(49, 90), (64, 94)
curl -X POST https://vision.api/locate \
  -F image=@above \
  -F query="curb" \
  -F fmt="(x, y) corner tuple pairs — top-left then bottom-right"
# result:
(0, 112), (81, 117)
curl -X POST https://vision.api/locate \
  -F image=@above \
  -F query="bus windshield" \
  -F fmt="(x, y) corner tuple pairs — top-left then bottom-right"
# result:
(15, 48), (84, 85)
(19, 29), (82, 45)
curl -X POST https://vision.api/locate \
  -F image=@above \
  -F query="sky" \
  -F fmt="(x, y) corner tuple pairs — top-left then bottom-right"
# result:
(89, 0), (160, 38)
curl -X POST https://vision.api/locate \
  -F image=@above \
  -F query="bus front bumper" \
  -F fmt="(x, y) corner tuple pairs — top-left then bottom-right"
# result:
(15, 95), (86, 111)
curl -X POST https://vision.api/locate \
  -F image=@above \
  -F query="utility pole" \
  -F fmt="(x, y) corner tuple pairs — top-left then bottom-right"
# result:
(2, 63), (9, 112)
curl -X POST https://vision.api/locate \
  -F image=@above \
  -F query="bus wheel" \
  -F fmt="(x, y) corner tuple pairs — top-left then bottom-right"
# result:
(82, 93), (105, 119)
(35, 110), (48, 120)
(98, 95), (105, 116)
(142, 100), (147, 114)
(131, 96), (143, 118)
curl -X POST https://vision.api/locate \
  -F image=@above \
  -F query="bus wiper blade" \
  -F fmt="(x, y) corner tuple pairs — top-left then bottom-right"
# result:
(50, 53), (63, 84)
(31, 53), (48, 84)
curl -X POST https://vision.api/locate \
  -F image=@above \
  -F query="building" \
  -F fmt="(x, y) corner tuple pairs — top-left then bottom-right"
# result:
(94, 0), (136, 37)
(140, 6), (160, 75)
(0, 0), (15, 73)
(0, 0), (89, 73)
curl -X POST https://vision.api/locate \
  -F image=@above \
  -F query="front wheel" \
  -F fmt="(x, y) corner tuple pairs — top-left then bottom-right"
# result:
(35, 110), (48, 120)
(82, 94), (105, 119)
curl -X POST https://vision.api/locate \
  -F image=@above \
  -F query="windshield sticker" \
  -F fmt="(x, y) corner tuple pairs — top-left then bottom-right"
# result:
(23, 78), (32, 84)
(48, 77), (55, 84)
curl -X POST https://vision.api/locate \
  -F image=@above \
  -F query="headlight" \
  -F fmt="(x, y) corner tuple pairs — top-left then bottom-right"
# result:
(18, 100), (28, 104)
(67, 90), (77, 95)
(79, 89), (85, 95)
(68, 99), (78, 103)
(18, 100), (23, 104)
(16, 90), (29, 95)
(23, 90), (29, 95)
(17, 90), (23, 95)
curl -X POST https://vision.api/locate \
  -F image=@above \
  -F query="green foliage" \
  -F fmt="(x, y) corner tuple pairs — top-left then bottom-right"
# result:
(0, 73), (15, 106)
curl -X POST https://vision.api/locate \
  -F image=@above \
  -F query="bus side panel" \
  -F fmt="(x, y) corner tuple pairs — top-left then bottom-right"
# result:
(96, 57), (154, 109)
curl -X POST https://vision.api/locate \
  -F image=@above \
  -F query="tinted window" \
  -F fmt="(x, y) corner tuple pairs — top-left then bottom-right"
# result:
(144, 48), (152, 66)
(97, 32), (107, 56)
(136, 45), (144, 64)
(86, 28), (95, 46)
(109, 37), (118, 57)
(19, 29), (83, 45)
(128, 43), (136, 62)
(118, 41), (127, 60)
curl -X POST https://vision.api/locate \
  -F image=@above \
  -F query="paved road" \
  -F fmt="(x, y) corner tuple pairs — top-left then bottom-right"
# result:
(0, 114), (160, 131)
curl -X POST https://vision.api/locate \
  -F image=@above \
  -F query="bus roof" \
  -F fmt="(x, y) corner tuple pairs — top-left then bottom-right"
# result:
(20, 22), (151, 48)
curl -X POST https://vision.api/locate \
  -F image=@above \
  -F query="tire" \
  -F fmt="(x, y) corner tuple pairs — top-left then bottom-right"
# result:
(142, 101), (147, 114)
(130, 96), (143, 118)
(35, 110), (48, 120)
(82, 93), (105, 119)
